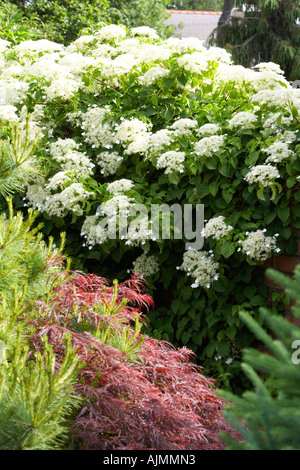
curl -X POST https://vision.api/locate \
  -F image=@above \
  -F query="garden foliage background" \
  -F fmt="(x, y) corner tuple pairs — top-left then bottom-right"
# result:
(0, 15), (299, 391)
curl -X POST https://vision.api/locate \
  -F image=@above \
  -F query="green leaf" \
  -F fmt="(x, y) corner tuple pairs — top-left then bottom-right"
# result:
(82, 74), (90, 86)
(213, 279), (227, 292)
(264, 211), (277, 224)
(209, 180), (218, 196)
(278, 206), (290, 224)
(293, 205), (300, 217)
(206, 158), (217, 170)
(220, 242), (235, 258)
(257, 189), (265, 201)
(286, 176), (296, 188)
(197, 183), (210, 199)
(291, 106), (299, 119)
(136, 161), (144, 176)
(222, 189), (233, 204)
(244, 285), (257, 299)
(218, 339), (230, 356)
(226, 326), (237, 340)
(168, 172), (180, 185)
(181, 329), (191, 345)
(206, 339), (217, 357)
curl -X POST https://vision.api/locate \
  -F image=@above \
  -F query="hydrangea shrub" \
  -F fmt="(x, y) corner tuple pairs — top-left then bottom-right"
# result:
(1, 25), (300, 388)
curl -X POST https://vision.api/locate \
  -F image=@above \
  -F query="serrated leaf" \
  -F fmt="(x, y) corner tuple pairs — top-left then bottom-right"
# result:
(220, 241), (235, 258)
(218, 339), (230, 356)
(226, 326), (237, 340)
(168, 172), (180, 185)
(209, 180), (218, 196)
(278, 206), (290, 223)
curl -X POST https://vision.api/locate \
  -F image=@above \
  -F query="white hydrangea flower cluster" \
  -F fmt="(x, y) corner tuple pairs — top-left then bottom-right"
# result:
(115, 117), (151, 155)
(80, 106), (115, 149)
(214, 61), (290, 92)
(125, 133), (151, 155)
(82, 201), (152, 248)
(125, 217), (153, 246)
(262, 112), (293, 132)
(1, 63), (23, 79)
(196, 123), (220, 136)
(277, 131), (298, 144)
(228, 111), (258, 129)
(146, 129), (175, 156)
(45, 171), (74, 190)
(177, 52), (210, 74)
(96, 55), (138, 84)
(13, 39), (63, 57)
(138, 66), (170, 85)
(89, 44), (115, 58)
(132, 253), (160, 278)
(25, 179), (50, 212)
(254, 62), (284, 75)
(100, 195), (134, 218)
(81, 215), (117, 247)
(239, 229), (279, 261)
(251, 88), (300, 112)
(203, 46), (232, 65)
(96, 151), (123, 176)
(214, 63), (252, 85)
(66, 35), (97, 53)
(45, 77), (80, 101)
(49, 138), (79, 157)
(164, 36), (205, 53)
(263, 141), (295, 164)
(43, 183), (93, 217)
(0, 38), (10, 52)
(26, 55), (71, 82)
(193, 135), (225, 158)
(115, 38), (145, 55)
(115, 117), (150, 142)
(58, 53), (96, 78)
(49, 138), (94, 175)
(179, 250), (219, 289)
(251, 71), (290, 92)
(130, 26), (159, 40)
(202, 216), (233, 240)
(0, 78), (29, 106)
(170, 118), (198, 135)
(0, 104), (19, 122)
(244, 164), (280, 187)
(106, 179), (134, 195)
(26, 180), (93, 217)
(134, 44), (171, 64)
(95, 25), (127, 42)
(156, 150), (186, 174)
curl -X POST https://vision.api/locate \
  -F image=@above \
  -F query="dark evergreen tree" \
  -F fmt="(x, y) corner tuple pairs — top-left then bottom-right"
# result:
(210, 0), (300, 82)
(220, 265), (300, 450)
(218, 0), (232, 26)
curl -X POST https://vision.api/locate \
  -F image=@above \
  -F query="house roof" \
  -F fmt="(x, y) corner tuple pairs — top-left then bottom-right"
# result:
(165, 9), (222, 42)
(166, 10), (222, 15)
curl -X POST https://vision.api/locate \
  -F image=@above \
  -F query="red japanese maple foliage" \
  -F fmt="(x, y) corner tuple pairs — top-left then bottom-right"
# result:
(30, 268), (237, 450)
